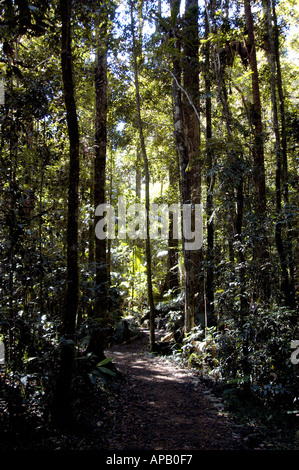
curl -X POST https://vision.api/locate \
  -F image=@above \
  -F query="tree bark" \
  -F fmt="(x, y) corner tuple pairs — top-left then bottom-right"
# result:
(94, 8), (108, 319)
(207, 0), (247, 314)
(263, 0), (290, 304)
(169, 161), (180, 291)
(169, 0), (193, 334)
(183, 0), (202, 332)
(204, 6), (215, 326)
(130, 0), (156, 351)
(244, 0), (270, 302)
(164, 163), (180, 295)
(244, 0), (266, 212)
(55, 0), (80, 418)
(271, 0), (295, 307)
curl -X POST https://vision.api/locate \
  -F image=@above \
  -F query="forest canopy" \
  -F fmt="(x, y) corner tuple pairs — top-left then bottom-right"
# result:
(0, 0), (298, 434)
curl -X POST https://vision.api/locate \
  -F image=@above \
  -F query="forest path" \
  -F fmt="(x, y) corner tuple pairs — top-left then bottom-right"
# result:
(102, 329), (243, 450)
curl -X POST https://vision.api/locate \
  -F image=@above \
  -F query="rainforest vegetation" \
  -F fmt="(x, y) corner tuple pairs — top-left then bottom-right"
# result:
(0, 0), (298, 451)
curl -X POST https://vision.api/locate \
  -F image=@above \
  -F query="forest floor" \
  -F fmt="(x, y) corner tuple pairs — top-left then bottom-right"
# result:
(100, 329), (244, 451)
(1, 328), (297, 452)
(97, 329), (298, 452)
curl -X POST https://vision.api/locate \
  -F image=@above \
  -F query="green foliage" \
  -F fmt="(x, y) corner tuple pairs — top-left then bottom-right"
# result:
(88, 356), (117, 386)
(181, 325), (219, 371)
(0, 0), (298, 442)
(182, 306), (297, 406)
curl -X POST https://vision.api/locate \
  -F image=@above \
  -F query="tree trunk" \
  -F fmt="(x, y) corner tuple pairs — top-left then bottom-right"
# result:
(164, 163), (180, 295)
(130, 0), (156, 351)
(244, 0), (266, 212)
(169, 0), (193, 333)
(54, 0), (80, 419)
(244, 0), (270, 302)
(272, 0), (295, 307)
(182, 0), (202, 332)
(204, 7), (215, 327)
(94, 9), (108, 319)
(263, 0), (290, 304)
(169, 161), (180, 292)
(207, 0), (247, 314)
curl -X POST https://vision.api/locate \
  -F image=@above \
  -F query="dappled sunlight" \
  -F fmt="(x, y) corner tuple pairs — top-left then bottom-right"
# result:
(103, 331), (243, 451)
(0, 0), (297, 453)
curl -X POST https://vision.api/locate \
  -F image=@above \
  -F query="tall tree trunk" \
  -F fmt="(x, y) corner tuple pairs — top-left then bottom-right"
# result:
(163, 163), (180, 295)
(204, 7), (215, 327)
(182, 0), (202, 331)
(271, 0), (288, 206)
(263, 0), (290, 304)
(244, 0), (270, 302)
(55, 0), (80, 419)
(169, 161), (180, 292)
(244, 0), (266, 212)
(272, 0), (295, 307)
(89, 163), (95, 266)
(207, 0), (247, 314)
(169, 0), (193, 333)
(94, 8), (108, 319)
(130, 0), (156, 351)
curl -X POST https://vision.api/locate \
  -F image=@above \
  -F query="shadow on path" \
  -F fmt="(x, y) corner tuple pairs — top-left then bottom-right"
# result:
(103, 329), (243, 450)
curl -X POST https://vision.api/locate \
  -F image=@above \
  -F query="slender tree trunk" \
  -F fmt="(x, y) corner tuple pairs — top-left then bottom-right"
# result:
(263, 0), (290, 304)
(89, 164), (95, 266)
(134, 152), (142, 304)
(207, 0), (247, 314)
(244, 0), (270, 302)
(244, 0), (266, 212)
(271, 0), (287, 205)
(169, 0), (193, 333)
(182, 0), (202, 332)
(235, 162), (247, 314)
(130, 1), (156, 351)
(169, 162), (180, 292)
(204, 7), (215, 326)
(107, 146), (114, 292)
(272, 0), (295, 307)
(55, 0), (80, 418)
(94, 9), (108, 319)
(165, 163), (180, 295)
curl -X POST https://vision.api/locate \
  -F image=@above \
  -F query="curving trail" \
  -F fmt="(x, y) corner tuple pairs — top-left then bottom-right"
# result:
(103, 330), (243, 451)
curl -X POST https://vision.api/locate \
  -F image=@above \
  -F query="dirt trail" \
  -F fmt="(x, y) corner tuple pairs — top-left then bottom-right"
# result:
(103, 329), (243, 451)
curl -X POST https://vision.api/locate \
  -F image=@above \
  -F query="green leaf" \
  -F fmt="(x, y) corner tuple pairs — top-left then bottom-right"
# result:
(96, 356), (114, 367)
(98, 366), (116, 377)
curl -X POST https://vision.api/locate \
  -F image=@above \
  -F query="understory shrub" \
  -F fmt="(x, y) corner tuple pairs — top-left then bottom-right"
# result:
(182, 305), (298, 406)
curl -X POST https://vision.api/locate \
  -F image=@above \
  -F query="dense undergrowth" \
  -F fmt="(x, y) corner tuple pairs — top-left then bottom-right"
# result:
(153, 298), (299, 450)
(0, 291), (298, 450)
